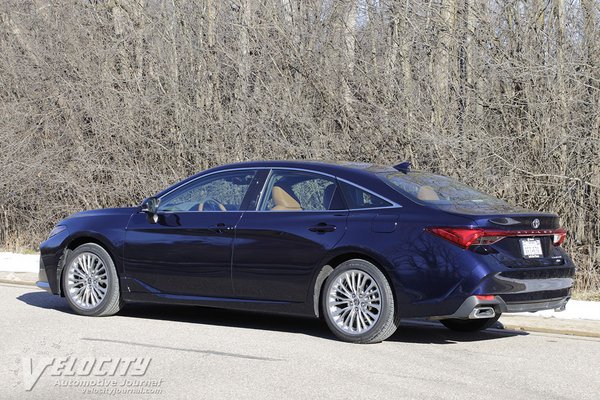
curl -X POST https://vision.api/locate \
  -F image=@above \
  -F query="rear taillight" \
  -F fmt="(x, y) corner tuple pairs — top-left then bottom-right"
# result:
(552, 228), (567, 246)
(426, 227), (568, 249)
(426, 227), (489, 248)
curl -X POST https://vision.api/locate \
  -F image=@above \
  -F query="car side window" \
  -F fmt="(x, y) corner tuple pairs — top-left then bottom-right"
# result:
(339, 181), (392, 209)
(260, 170), (345, 211)
(158, 170), (257, 212)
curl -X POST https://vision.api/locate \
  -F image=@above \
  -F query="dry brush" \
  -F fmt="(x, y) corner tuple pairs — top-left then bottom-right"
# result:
(0, 0), (598, 292)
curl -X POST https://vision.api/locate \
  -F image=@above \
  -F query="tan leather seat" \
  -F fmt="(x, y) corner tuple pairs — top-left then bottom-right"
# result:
(271, 186), (302, 211)
(417, 185), (440, 201)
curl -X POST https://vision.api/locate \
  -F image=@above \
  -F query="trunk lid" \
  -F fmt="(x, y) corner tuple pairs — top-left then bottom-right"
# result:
(470, 213), (565, 268)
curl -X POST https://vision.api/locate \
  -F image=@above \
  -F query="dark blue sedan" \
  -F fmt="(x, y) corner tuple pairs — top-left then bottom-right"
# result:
(38, 160), (575, 343)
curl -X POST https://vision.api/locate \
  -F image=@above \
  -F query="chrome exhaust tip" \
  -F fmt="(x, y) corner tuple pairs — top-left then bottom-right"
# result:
(469, 306), (496, 319)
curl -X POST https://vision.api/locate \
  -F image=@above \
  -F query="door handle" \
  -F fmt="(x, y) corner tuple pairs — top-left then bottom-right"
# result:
(209, 223), (234, 233)
(308, 223), (336, 233)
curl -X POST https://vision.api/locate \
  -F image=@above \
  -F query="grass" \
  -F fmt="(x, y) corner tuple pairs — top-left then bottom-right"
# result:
(19, 248), (39, 255)
(572, 291), (600, 302)
(0, 247), (39, 255)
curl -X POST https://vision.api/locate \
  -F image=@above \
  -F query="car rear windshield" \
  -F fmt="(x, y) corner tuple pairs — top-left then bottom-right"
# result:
(378, 171), (515, 212)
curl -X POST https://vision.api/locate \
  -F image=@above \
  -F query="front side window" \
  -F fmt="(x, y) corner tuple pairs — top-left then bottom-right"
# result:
(260, 170), (345, 211)
(159, 170), (257, 212)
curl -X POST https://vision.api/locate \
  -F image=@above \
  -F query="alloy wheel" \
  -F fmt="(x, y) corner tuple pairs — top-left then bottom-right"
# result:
(66, 252), (109, 309)
(326, 269), (382, 335)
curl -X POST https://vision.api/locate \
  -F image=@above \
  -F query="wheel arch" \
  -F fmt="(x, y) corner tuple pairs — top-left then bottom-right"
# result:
(309, 248), (400, 318)
(58, 234), (120, 297)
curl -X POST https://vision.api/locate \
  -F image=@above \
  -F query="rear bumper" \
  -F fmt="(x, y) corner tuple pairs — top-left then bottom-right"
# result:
(431, 263), (574, 320)
(500, 296), (569, 313)
(433, 294), (570, 320)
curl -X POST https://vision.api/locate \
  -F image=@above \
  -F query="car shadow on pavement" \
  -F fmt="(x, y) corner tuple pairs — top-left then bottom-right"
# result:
(390, 320), (528, 344)
(120, 303), (338, 340)
(18, 291), (527, 344)
(17, 290), (74, 313)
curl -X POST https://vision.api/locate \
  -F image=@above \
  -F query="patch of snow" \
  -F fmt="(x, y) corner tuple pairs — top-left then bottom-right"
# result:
(0, 252), (39, 273)
(512, 300), (600, 321)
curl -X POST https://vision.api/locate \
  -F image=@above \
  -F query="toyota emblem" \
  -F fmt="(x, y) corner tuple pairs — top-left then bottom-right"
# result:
(532, 218), (540, 229)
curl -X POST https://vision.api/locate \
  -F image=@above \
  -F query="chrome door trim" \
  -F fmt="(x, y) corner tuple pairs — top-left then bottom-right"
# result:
(153, 166), (402, 212)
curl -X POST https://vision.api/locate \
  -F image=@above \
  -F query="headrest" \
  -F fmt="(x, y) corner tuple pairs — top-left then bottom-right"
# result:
(417, 185), (440, 201)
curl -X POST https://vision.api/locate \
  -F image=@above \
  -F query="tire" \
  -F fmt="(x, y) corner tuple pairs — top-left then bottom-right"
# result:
(62, 243), (122, 317)
(321, 259), (399, 344)
(440, 314), (501, 332)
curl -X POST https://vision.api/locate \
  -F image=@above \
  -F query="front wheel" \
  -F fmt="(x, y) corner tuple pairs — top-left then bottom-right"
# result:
(322, 259), (399, 344)
(440, 315), (501, 332)
(62, 243), (122, 316)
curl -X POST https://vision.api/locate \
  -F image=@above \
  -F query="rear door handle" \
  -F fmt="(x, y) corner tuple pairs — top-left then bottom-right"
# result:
(209, 223), (234, 233)
(308, 223), (336, 233)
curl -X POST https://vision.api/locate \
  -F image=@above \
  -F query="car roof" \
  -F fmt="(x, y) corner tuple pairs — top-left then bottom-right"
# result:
(209, 160), (397, 178)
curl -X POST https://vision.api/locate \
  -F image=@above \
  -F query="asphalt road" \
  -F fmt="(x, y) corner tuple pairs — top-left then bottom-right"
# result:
(1, 283), (599, 400)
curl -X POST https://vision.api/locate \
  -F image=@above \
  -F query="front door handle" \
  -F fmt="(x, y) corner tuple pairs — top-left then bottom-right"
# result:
(209, 223), (234, 233)
(308, 223), (336, 233)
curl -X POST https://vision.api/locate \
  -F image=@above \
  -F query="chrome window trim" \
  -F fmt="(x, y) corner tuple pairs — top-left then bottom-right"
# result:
(243, 208), (398, 213)
(157, 167), (265, 201)
(255, 169), (273, 212)
(153, 165), (402, 213)
(152, 210), (348, 214)
(253, 168), (402, 212)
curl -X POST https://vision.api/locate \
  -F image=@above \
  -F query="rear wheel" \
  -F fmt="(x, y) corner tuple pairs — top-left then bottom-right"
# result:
(322, 259), (399, 344)
(62, 243), (122, 316)
(440, 314), (501, 332)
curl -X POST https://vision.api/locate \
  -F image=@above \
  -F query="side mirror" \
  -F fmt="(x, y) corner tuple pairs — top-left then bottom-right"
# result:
(141, 197), (160, 223)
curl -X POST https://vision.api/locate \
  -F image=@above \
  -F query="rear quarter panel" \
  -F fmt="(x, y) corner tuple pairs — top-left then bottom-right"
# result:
(334, 205), (488, 317)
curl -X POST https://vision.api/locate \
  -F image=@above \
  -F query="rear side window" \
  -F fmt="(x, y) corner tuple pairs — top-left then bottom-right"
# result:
(339, 181), (392, 209)
(260, 170), (345, 211)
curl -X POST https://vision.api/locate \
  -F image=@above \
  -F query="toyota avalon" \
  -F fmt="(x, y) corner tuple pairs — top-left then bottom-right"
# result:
(37, 161), (575, 343)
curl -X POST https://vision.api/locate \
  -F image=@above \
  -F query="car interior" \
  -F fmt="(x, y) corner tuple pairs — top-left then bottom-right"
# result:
(270, 183), (342, 211)
(417, 185), (441, 201)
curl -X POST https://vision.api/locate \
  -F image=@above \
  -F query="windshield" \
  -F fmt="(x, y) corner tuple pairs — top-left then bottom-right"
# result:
(378, 171), (525, 213)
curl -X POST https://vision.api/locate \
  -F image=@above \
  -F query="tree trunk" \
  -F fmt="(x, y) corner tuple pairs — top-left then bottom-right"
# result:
(343, 1), (357, 109)
(553, 0), (567, 176)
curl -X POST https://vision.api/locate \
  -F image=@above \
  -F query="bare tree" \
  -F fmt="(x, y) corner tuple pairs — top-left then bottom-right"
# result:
(0, 0), (598, 294)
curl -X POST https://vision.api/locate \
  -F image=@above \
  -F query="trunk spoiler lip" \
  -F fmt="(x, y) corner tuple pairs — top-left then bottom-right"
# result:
(486, 214), (560, 227)
(431, 209), (560, 226)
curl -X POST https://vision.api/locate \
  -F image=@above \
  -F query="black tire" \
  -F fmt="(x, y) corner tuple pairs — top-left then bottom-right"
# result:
(440, 314), (501, 332)
(62, 243), (122, 317)
(321, 259), (400, 344)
